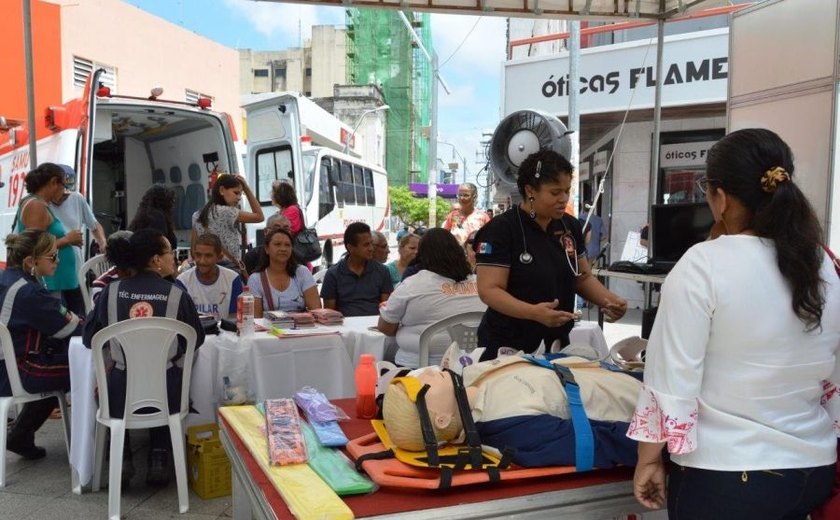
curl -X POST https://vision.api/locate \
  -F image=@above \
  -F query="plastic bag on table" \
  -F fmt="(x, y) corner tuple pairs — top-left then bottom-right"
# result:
(215, 331), (254, 405)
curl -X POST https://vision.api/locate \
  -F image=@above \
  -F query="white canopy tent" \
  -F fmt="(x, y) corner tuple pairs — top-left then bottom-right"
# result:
(261, 0), (726, 20)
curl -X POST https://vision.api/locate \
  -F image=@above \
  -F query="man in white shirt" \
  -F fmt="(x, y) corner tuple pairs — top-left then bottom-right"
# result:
(176, 233), (243, 320)
(49, 165), (107, 315)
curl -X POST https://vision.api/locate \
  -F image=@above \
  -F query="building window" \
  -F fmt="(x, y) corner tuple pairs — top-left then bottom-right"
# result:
(73, 56), (117, 92)
(185, 89), (213, 104)
(275, 67), (286, 79)
(305, 67), (312, 77)
(254, 69), (269, 77)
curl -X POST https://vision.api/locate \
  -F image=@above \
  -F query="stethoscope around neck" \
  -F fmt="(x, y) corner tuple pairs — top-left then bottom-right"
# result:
(515, 206), (580, 276)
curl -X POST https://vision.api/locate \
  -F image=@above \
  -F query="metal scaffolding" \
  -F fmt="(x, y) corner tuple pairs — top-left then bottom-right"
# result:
(346, 8), (432, 186)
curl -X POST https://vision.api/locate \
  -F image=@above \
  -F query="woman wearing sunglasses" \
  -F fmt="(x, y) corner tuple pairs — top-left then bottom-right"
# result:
(0, 229), (81, 460)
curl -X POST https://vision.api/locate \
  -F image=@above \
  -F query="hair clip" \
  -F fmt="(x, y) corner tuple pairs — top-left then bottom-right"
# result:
(535, 160), (542, 179)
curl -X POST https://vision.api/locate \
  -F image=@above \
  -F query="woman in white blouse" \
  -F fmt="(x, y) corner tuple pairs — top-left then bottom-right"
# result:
(378, 228), (486, 368)
(247, 227), (321, 313)
(628, 129), (840, 519)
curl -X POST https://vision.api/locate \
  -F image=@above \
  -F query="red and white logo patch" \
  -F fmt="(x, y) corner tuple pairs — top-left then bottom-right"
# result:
(129, 301), (154, 319)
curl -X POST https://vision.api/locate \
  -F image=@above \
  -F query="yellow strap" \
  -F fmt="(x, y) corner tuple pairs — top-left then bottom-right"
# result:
(391, 376), (425, 402)
(219, 406), (354, 520)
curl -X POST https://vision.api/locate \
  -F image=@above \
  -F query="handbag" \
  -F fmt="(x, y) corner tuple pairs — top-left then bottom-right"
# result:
(293, 207), (322, 263)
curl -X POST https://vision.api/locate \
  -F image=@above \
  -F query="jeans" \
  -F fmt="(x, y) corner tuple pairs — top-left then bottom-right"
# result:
(667, 460), (835, 520)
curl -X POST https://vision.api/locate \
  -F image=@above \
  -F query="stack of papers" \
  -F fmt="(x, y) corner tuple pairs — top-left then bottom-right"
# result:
(310, 308), (344, 326)
(292, 312), (316, 328)
(264, 310), (294, 329)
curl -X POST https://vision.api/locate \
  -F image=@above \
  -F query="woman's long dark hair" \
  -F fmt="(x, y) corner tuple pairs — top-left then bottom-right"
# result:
(255, 227), (299, 277)
(706, 128), (824, 330)
(197, 174), (242, 228)
(129, 185), (175, 237)
(417, 228), (472, 283)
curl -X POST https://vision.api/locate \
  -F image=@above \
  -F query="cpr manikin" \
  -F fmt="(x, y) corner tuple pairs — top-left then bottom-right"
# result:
(382, 355), (642, 469)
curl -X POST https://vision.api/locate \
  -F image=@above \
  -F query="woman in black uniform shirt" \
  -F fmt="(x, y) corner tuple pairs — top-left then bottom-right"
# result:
(474, 150), (627, 359)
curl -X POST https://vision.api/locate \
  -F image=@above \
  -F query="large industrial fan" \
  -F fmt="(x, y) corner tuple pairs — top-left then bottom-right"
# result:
(489, 110), (573, 190)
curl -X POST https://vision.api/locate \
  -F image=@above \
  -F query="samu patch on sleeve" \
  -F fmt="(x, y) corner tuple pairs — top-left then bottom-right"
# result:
(477, 242), (493, 255)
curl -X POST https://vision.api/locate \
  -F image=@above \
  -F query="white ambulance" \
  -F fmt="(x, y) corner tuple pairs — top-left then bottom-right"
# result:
(0, 69), (259, 265)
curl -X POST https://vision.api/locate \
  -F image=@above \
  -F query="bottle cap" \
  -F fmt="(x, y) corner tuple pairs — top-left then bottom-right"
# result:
(359, 353), (375, 364)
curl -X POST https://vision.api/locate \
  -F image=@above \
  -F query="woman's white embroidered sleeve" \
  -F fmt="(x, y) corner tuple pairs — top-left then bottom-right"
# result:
(626, 248), (712, 455)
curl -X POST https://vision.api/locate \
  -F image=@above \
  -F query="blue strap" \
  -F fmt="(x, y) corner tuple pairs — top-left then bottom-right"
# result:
(523, 355), (595, 471)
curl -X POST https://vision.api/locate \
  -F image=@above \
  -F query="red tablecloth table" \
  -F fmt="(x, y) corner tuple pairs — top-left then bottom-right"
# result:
(218, 399), (644, 519)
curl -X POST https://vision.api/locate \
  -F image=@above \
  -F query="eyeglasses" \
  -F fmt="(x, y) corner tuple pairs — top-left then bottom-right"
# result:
(695, 177), (722, 195)
(41, 252), (58, 263)
(160, 249), (175, 256)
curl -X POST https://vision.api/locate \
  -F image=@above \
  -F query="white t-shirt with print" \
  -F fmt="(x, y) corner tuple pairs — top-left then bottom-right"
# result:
(193, 205), (242, 260)
(176, 265), (243, 320)
(380, 270), (486, 368)
(247, 266), (316, 313)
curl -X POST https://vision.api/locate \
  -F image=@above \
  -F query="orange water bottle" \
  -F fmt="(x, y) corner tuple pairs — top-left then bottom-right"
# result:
(355, 354), (377, 419)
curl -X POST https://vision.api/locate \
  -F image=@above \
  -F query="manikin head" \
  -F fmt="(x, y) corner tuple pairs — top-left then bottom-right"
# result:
(382, 367), (466, 451)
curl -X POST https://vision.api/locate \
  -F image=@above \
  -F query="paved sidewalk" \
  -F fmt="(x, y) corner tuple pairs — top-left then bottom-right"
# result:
(0, 423), (231, 519)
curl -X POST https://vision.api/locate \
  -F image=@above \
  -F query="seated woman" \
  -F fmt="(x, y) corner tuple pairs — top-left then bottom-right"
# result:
(247, 227), (321, 313)
(90, 230), (134, 305)
(0, 229), (81, 459)
(385, 233), (419, 287)
(83, 228), (205, 486)
(378, 228), (486, 368)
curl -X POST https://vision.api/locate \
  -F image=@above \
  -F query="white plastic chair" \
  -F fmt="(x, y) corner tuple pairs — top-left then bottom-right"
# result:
(417, 311), (485, 367)
(90, 318), (197, 519)
(78, 254), (113, 314)
(312, 269), (327, 284)
(0, 322), (71, 488)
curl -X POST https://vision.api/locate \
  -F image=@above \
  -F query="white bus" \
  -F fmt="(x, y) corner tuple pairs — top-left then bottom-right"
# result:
(244, 93), (390, 266)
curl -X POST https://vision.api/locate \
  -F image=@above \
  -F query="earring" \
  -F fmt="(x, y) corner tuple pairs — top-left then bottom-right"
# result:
(30, 264), (38, 277)
(529, 197), (536, 219)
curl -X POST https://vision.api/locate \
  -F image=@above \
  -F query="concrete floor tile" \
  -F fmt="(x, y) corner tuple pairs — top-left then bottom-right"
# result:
(134, 483), (231, 517)
(20, 496), (108, 520)
(0, 493), (54, 519)
(124, 508), (220, 520)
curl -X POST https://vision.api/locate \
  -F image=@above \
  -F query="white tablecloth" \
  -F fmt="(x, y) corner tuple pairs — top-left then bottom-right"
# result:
(568, 320), (610, 358)
(69, 315), (389, 492)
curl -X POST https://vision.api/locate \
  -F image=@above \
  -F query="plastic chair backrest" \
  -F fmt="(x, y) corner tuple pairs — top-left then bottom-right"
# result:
(0, 322), (26, 398)
(312, 269), (327, 284)
(417, 311), (485, 368)
(78, 254), (113, 314)
(91, 317), (197, 428)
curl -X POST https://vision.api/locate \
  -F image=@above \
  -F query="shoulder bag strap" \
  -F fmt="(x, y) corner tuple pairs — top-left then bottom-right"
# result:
(260, 271), (275, 311)
(822, 244), (840, 279)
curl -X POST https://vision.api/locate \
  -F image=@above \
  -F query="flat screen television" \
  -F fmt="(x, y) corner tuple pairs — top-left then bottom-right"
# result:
(651, 202), (715, 269)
